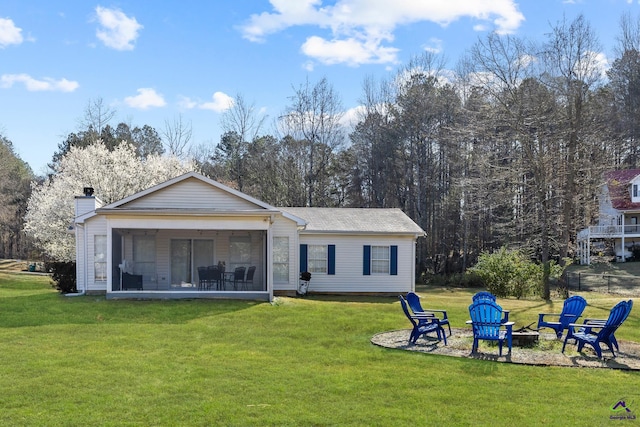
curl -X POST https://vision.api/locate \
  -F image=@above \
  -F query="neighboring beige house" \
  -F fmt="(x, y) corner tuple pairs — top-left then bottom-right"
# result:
(577, 169), (640, 264)
(74, 172), (425, 300)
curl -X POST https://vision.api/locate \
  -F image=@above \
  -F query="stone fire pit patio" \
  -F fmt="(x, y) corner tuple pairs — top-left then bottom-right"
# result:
(371, 328), (640, 370)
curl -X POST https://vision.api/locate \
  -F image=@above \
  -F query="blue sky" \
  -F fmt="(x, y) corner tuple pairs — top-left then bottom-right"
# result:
(1, 0), (638, 174)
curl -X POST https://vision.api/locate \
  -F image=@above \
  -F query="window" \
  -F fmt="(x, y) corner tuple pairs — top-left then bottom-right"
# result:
(273, 237), (289, 282)
(635, 184), (639, 198)
(300, 244), (335, 275)
(371, 246), (390, 274)
(363, 245), (397, 276)
(308, 245), (327, 274)
(94, 235), (107, 281)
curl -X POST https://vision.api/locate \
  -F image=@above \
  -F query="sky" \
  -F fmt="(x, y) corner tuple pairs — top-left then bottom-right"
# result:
(1, 0), (639, 174)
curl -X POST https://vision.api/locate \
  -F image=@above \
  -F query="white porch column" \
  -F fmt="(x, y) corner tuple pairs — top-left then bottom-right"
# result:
(266, 224), (274, 302)
(622, 213), (626, 262)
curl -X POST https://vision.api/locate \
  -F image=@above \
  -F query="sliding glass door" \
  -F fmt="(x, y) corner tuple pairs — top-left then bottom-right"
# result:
(170, 239), (214, 287)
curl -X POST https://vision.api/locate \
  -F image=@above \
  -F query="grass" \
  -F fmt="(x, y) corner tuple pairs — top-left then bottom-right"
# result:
(0, 273), (639, 426)
(567, 259), (640, 277)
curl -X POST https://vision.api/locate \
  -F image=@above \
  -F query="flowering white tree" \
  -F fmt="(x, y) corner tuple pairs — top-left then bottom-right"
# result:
(25, 141), (196, 261)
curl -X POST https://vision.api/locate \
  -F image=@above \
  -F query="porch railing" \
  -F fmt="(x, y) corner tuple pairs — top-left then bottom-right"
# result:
(581, 225), (640, 238)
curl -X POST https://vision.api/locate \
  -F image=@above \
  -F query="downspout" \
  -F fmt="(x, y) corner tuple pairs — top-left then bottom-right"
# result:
(65, 223), (86, 297)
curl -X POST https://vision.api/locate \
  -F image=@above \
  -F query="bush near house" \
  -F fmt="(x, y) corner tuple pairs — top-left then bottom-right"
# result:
(47, 261), (76, 293)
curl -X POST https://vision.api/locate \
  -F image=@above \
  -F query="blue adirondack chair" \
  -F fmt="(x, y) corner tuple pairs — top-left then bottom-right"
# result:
(468, 300), (514, 356)
(537, 295), (587, 338)
(405, 292), (451, 336)
(399, 296), (447, 345)
(562, 300), (633, 359)
(471, 291), (510, 323)
(472, 291), (497, 302)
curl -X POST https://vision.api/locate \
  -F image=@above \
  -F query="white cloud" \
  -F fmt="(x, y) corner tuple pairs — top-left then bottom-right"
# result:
(124, 88), (166, 109)
(177, 95), (198, 109)
(589, 51), (610, 79)
(0, 17), (23, 48)
(424, 38), (443, 54)
(177, 92), (234, 112)
(239, 0), (524, 66)
(94, 6), (143, 51)
(0, 74), (79, 92)
(199, 92), (235, 112)
(302, 35), (399, 66)
(341, 105), (366, 128)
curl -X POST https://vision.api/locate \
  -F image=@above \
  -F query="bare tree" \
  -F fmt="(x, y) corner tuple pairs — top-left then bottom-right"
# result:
(539, 14), (604, 264)
(162, 114), (193, 158)
(615, 12), (640, 57)
(467, 32), (561, 298)
(279, 77), (345, 206)
(221, 93), (266, 144)
(77, 97), (116, 135)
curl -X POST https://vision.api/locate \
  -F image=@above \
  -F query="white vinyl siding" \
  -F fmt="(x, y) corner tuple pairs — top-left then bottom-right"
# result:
(271, 215), (299, 292)
(298, 235), (415, 293)
(124, 178), (258, 210)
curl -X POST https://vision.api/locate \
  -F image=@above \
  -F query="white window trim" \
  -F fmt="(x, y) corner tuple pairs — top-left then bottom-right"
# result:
(308, 244), (328, 274)
(371, 245), (390, 275)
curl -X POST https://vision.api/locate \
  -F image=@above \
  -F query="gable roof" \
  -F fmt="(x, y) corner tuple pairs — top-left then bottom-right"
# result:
(101, 171), (275, 211)
(87, 171), (306, 224)
(280, 207), (425, 236)
(605, 169), (640, 210)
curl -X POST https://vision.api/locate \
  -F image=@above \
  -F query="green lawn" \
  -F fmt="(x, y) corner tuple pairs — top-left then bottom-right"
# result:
(0, 273), (639, 426)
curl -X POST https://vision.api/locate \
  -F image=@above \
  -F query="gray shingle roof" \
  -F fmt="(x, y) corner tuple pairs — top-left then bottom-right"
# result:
(279, 207), (425, 235)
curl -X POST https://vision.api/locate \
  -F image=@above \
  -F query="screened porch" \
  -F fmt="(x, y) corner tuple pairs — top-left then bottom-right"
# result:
(107, 228), (267, 293)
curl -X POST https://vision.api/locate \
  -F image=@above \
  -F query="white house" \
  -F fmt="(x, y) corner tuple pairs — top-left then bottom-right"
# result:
(577, 169), (640, 264)
(74, 172), (425, 300)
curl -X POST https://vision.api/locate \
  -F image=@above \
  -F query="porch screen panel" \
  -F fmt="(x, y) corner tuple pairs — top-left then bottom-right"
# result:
(229, 236), (251, 270)
(171, 239), (191, 285)
(193, 240), (214, 269)
(133, 235), (156, 283)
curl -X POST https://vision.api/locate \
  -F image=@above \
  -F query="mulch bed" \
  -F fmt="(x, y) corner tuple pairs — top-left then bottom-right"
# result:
(371, 328), (640, 370)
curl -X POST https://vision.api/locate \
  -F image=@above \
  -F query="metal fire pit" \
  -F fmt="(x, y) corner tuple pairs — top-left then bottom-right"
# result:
(512, 324), (539, 347)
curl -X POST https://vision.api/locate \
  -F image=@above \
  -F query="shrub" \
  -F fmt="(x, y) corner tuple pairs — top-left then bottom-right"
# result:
(47, 261), (77, 294)
(469, 247), (567, 299)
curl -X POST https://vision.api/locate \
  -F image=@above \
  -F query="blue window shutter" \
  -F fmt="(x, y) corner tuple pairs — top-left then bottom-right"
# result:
(300, 244), (308, 272)
(390, 245), (398, 276)
(363, 245), (371, 275)
(328, 245), (336, 275)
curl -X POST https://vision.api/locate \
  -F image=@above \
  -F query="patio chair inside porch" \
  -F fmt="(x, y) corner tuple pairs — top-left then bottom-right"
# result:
(198, 266), (222, 290)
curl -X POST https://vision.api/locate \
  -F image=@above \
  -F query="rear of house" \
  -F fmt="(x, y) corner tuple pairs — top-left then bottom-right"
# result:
(74, 172), (425, 300)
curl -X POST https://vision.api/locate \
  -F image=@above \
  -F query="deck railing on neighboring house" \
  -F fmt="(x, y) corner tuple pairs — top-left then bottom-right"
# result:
(579, 225), (640, 239)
